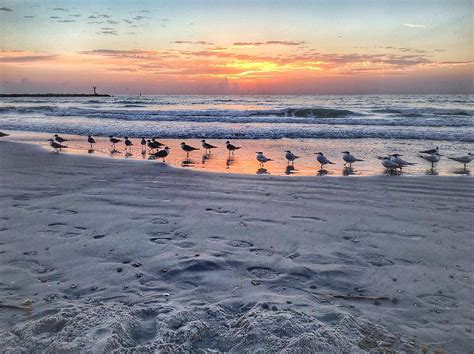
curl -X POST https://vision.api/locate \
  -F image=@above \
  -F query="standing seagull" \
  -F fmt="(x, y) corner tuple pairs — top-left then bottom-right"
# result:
(448, 152), (472, 169)
(0, 132), (9, 137)
(140, 137), (147, 154)
(180, 142), (199, 159)
(315, 152), (335, 169)
(87, 135), (96, 149)
(48, 139), (67, 153)
(285, 150), (299, 165)
(418, 153), (442, 168)
(147, 139), (159, 153)
(390, 154), (416, 170)
(201, 140), (218, 154)
(225, 141), (241, 155)
(152, 138), (163, 148)
(124, 136), (133, 152)
(54, 134), (68, 144)
(381, 157), (399, 172)
(151, 146), (170, 162)
(419, 147), (439, 155)
(342, 151), (364, 167)
(109, 136), (121, 149)
(256, 152), (272, 167)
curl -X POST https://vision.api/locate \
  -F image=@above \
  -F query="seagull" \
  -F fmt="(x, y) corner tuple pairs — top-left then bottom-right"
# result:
(285, 150), (299, 164)
(201, 140), (217, 154)
(54, 134), (68, 144)
(152, 138), (163, 148)
(151, 146), (170, 162)
(225, 141), (241, 155)
(87, 135), (96, 149)
(418, 153), (442, 168)
(48, 139), (67, 153)
(180, 142), (199, 158)
(315, 152), (335, 169)
(109, 136), (121, 149)
(390, 154), (416, 169)
(381, 157), (399, 171)
(140, 137), (147, 154)
(256, 152), (272, 166)
(0, 132), (9, 137)
(342, 151), (364, 167)
(147, 139), (159, 152)
(448, 152), (472, 168)
(419, 146), (439, 155)
(124, 136), (133, 151)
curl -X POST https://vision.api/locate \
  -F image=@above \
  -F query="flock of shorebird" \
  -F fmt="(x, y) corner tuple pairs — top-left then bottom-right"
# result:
(1, 132), (472, 172)
(40, 133), (474, 172)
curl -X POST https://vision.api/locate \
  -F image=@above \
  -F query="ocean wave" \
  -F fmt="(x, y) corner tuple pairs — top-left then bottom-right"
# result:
(371, 108), (473, 117)
(2, 106), (473, 127)
(2, 120), (473, 142)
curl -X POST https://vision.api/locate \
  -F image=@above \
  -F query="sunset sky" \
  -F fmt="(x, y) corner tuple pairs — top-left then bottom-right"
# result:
(0, 0), (472, 94)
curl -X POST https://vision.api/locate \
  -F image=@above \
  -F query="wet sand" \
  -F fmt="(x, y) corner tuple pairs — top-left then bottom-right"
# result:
(0, 140), (473, 352)
(2, 130), (474, 176)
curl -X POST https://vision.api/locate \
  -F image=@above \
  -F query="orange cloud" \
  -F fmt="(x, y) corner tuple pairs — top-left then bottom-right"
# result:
(1, 46), (472, 94)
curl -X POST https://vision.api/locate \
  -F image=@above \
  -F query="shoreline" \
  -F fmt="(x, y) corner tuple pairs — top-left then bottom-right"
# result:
(0, 140), (473, 351)
(1, 130), (473, 177)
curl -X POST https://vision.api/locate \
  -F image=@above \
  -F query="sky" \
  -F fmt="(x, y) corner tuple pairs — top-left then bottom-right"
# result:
(0, 0), (473, 94)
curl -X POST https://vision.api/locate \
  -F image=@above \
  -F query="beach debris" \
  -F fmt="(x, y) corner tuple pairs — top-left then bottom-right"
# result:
(332, 294), (389, 301)
(251, 279), (259, 286)
(0, 299), (33, 312)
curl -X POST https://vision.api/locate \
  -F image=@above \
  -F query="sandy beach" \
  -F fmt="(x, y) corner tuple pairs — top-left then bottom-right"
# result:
(0, 140), (472, 352)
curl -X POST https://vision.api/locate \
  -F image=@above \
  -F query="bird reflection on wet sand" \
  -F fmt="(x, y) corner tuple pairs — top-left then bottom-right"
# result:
(109, 149), (122, 156)
(342, 166), (357, 176)
(256, 167), (269, 175)
(452, 168), (470, 175)
(317, 168), (329, 176)
(285, 165), (296, 175)
(202, 153), (211, 165)
(425, 167), (439, 176)
(181, 159), (195, 168)
(226, 156), (235, 169)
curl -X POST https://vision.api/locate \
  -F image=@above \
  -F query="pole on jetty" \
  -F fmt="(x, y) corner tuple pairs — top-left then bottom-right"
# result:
(93, 86), (97, 95)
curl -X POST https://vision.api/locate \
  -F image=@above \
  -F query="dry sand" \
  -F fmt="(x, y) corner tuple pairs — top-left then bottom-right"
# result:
(0, 140), (472, 352)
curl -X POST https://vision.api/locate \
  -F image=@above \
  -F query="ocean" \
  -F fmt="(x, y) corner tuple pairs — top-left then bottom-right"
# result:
(1, 95), (473, 141)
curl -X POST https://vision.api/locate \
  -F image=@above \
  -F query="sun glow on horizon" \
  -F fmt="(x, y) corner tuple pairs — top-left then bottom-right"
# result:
(0, 0), (472, 94)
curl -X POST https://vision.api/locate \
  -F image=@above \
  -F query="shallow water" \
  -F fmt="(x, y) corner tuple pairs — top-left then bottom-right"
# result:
(3, 130), (473, 176)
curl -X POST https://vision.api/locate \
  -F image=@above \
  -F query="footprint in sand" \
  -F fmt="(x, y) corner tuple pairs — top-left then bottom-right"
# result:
(52, 209), (78, 216)
(247, 267), (279, 279)
(92, 234), (107, 239)
(291, 215), (326, 222)
(47, 222), (68, 232)
(149, 237), (172, 244)
(417, 293), (457, 309)
(174, 241), (195, 249)
(362, 253), (394, 267)
(227, 240), (254, 248)
(61, 232), (81, 238)
(150, 218), (169, 225)
(250, 248), (274, 256)
(205, 208), (235, 215)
